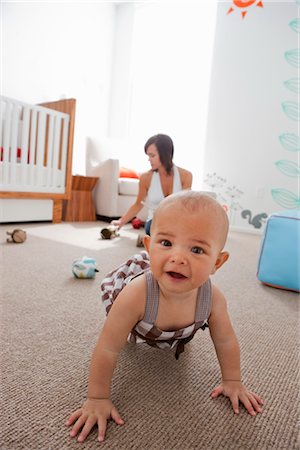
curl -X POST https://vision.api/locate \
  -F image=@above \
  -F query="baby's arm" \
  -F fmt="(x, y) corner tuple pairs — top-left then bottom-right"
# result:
(66, 277), (145, 442)
(208, 285), (264, 416)
(66, 349), (123, 442)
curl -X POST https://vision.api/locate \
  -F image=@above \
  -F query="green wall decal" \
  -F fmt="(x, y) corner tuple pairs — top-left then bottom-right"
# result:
(278, 133), (300, 152)
(275, 160), (300, 177)
(284, 78), (300, 93)
(289, 18), (300, 33)
(281, 101), (300, 121)
(284, 48), (300, 67)
(273, 7), (299, 211)
(271, 188), (300, 209)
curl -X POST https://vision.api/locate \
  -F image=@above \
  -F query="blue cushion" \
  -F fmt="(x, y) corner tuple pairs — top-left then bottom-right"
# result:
(257, 210), (300, 292)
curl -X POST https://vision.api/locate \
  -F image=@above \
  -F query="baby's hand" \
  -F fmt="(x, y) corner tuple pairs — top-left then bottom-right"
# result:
(66, 398), (124, 443)
(211, 381), (264, 416)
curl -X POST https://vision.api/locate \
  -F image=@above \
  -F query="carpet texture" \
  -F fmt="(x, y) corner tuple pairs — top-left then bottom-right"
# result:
(0, 222), (299, 450)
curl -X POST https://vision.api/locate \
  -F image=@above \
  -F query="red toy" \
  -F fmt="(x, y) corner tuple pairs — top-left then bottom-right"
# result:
(131, 218), (144, 229)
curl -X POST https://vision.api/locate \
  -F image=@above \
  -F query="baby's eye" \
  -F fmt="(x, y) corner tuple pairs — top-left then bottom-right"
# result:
(191, 246), (204, 254)
(160, 239), (172, 247)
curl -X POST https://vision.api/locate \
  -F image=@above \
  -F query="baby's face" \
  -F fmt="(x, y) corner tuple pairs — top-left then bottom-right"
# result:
(144, 204), (227, 294)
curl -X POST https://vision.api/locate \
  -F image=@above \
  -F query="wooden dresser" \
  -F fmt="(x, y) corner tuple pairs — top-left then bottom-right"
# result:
(63, 175), (98, 221)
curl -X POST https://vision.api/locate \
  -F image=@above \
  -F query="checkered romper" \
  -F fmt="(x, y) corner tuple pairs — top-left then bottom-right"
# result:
(101, 251), (212, 359)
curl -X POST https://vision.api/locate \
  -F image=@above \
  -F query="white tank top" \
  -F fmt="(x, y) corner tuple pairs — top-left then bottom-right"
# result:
(145, 165), (182, 221)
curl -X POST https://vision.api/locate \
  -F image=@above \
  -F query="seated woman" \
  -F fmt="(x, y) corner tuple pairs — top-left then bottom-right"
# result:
(111, 133), (193, 236)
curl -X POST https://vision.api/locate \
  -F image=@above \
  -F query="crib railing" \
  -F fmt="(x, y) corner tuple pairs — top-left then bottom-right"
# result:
(0, 96), (70, 193)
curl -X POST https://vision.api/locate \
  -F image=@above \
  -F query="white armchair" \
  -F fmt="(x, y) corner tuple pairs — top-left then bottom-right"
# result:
(85, 137), (147, 221)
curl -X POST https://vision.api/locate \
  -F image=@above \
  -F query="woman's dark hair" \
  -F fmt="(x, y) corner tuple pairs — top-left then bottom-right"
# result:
(144, 134), (174, 174)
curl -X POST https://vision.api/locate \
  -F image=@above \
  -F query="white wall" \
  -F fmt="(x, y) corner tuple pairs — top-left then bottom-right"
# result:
(204, 1), (299, 231)
(108, 3), (135, 140)
(1, 1), (115, 175)
(107, 2), (218, 182)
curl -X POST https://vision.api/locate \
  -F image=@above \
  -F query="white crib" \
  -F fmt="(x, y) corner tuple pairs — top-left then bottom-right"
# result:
(0, 96), (76, 223)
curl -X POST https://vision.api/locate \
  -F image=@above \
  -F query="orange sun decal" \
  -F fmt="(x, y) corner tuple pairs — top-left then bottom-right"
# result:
(227, 0), (264, 19)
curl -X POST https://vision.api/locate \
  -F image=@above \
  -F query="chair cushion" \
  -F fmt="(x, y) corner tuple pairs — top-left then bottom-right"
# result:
(118, 178), (139, 196)
(119, 167), (140, 179)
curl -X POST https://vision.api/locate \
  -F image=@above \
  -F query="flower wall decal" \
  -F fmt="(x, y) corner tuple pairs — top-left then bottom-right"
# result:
(204, 172), (226, 190)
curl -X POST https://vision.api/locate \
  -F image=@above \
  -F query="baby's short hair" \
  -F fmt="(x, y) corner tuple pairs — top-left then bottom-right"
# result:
(153, 190), (229, 248)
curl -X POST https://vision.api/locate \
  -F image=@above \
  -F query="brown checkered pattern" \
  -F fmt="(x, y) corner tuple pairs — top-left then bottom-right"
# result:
(101, 251), (212, 359)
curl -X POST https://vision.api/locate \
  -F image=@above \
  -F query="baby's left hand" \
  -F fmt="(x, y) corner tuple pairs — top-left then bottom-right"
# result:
(211, 381), (264, 416)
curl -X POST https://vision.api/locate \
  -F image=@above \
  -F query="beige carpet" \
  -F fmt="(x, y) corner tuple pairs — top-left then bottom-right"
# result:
(0, 221), (299, 450)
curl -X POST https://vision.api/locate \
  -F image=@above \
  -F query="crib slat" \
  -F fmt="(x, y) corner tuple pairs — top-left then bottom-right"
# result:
(2, 101), (12, 164)
(20, 107), (30, 186)
(29, 109), (37, 185)
(36, 111), (46, 187)
(9, 104), (20, 185)
(0, 100), (4, 161)
(46, 114), (54, 187)
(10, 104), (19, 161)
(52, 116), (61, 187)
(2, 101), (12, 185)
(59, 116), (69, 189)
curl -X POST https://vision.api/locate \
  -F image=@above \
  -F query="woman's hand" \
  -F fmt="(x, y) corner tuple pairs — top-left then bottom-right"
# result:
(66, 398), (124, 442)
(110, 219), (122, 228)
(211, 381), (264, 416)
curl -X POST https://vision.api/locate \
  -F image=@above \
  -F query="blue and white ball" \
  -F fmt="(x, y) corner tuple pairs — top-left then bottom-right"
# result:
(72, 256), (99, 279)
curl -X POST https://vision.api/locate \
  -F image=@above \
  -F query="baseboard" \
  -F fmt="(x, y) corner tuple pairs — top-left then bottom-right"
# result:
(229, 225), (264, 235)
(0, 199), (53, 223)
(96, 215), (118, 223)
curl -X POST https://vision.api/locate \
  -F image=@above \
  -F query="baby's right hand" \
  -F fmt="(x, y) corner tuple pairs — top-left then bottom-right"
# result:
(66, 398), (124, 443)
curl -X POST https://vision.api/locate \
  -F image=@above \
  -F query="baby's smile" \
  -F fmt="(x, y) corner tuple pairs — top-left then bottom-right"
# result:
(167, 271), (187, 279)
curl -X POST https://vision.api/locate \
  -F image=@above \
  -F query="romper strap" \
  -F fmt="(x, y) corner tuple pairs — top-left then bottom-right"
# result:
(195, 278), (212, 323)
(143, 270), (159, 323)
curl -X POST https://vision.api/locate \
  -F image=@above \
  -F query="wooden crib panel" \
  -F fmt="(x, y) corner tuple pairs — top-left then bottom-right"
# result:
(40, 99), (76, 201)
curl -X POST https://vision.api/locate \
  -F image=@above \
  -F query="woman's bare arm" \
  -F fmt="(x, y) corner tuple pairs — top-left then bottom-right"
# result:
(178, 167), (193, 189)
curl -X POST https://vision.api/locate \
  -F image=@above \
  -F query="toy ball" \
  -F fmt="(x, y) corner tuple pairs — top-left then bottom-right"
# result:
(72, 256), (99, 279)
(131, 218), (144, 229)
(6, 229), (27, 243)
(100, 226), (119, 240)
